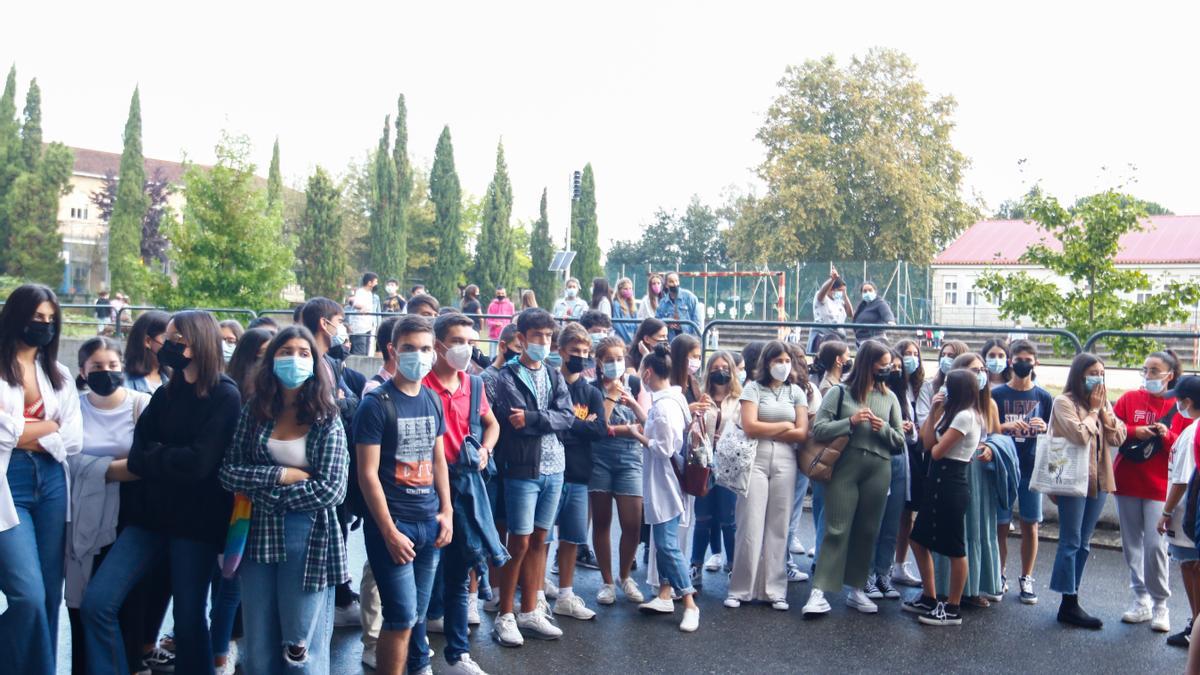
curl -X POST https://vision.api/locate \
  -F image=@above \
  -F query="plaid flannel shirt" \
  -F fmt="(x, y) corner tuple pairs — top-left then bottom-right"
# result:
(219, 404), (350, 591)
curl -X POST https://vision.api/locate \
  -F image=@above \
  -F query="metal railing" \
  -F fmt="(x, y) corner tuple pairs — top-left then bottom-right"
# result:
(1082, 329), (1200, 354)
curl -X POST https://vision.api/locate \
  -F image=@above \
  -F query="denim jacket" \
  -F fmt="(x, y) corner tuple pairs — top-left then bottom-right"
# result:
(450, 438), (510, 569)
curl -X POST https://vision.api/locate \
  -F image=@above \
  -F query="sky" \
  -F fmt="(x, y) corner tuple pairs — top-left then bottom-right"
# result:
(2, 0), (1197, 251)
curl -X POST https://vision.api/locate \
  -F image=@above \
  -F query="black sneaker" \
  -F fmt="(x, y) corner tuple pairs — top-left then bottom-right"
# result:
(1168, 618), (1193, 648)
(903, 595), (938, 615)
(1018, 575), (1038, 605)
(918, 601), (963, 626)
(577, 545), (601, 570)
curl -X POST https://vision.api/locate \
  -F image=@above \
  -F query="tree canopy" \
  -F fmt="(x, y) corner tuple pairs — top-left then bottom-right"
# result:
(607, 195), (727, 268)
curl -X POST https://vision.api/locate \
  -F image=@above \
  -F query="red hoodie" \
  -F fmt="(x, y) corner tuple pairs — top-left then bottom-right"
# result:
(1113, 389), (1193, 501)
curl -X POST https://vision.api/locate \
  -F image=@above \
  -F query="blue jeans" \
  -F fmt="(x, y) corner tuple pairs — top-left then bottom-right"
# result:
(504, 472), (565, 536)
(651, 515), (695, 596)
(209, 570), (241, 659)
(553, 481), (590, 544)
(691, 484), (736, 565)
(363, 516), (441, 631)
(82, 525), (218, 675)
(1051, 492), (1108, 595)
(239, 512), (334, 675)
(407, 530), (472, 670)
(0, 450), (67, 675)
(871, 454), (908, 577)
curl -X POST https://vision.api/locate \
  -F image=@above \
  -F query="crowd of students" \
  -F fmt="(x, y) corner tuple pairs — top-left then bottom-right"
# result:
(3, 278), (1200, 675)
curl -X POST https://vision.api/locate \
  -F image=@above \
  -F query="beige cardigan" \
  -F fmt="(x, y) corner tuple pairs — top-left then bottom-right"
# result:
(1050, 394), (1126, 497)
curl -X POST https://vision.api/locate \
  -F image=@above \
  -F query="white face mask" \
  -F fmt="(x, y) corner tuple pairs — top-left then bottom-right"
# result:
(1178, 401), (1197, 420)
(688, 357), (702, 375)
(443, 343), (473, 372)
(770, 362), (792, 383)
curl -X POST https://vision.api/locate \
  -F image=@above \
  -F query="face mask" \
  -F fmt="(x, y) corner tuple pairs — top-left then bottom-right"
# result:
(525, 342), (549, 363)
(737, 370), (747, 385)
(939, 356), (955, 374)
(620, 288), (634, 299)
(1011, 360), (1035, 379)
(862, 291), (877, 303)
(386, 285), (398, 295)
(1085, 375), (1104, 392)
(874, 367), (892, 383)
(86, 370), (124, 397)
(565, 287), (578, 299)
(1178, 401), (1197, 420)
(902, 355), (920, 375)
(327, 341), (350, 361)
(222, 342), (236, 363)
(650, 282), (662, 294)
(985, 357), (1007, 375)
(688, 358), (702, 375)
(158, 340), (192, 371)
(330, 322), (348, 347)
(502, 347), (519, 363)
(444, 344), (473, 371)
(566, 355), (594, 374)
(397, 351), (435, 382)
(832, 291), (844, 301)
(709, 370), (732, 386)
(602, 360), (623, 381)
(546, 352), (563, 369)
(1144, 377), (1167, 395)
(21, 321), (55, 348)
(496, 295), (507, 302)
(591, 333), (605, 349)
(668, 285), (680, 297)
(976, 371), (988, 390)
(770, 363), (792, 383)
(274, 356), (314, 389)
(886, 371), (905, 391)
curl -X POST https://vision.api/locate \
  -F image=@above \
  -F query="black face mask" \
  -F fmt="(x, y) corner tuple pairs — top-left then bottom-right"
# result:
(158, 340), (192, 371)
(497, 296), (506, 301)
(566, 355), (594, 375)
(327, 342), (349, 361)
(886, 371), (905, 391)
(668, 285), (679, 297)
(873, 368), (893, 383)
(21, 321), (55, 348)
(86, 370), (124, 397)
(709, 370), (732, 386)
(1012, 360), (1035, 378)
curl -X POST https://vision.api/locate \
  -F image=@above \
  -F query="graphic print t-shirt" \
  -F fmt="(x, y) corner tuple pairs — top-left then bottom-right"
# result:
(991, 384), (1055, 471)
(353, 380), (446, 522)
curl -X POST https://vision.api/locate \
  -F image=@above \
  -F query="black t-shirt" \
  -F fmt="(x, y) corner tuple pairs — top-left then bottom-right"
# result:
(353, 380), (446, 522)
(991, 383), (1055, 464)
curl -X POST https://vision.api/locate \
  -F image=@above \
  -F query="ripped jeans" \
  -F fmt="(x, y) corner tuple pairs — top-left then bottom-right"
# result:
(239, 512), (335, 675)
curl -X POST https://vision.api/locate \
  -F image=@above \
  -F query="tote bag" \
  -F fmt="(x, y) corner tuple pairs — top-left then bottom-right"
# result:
(714, 403), (756, 496)
(1030, 414), (1089, 498)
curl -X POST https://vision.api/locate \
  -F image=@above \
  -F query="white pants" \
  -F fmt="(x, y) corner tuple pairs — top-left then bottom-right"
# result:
(360, 561), (382, 647)
(1115, 495), (1170, 605)
(729, 439), (797, 603)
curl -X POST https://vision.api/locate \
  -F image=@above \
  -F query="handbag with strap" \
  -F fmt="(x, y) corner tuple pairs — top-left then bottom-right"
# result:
(1117, 406), (1176, 463)
(798, 385), (850, 482)
(1029, 407), (1090, 498)
(714, 403), (756, 496)
(681, 412), (712, 497)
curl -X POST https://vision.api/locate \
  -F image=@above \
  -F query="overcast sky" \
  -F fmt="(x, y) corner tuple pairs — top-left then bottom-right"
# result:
(2, 1), (1196, 251)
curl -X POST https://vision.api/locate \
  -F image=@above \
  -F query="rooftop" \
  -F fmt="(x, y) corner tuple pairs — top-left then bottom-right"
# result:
(67, 146), (189, 183)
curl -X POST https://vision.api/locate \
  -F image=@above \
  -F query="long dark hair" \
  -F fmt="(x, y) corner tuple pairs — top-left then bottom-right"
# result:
(590, 277), (611, 310)
(1148, 349), (1183, 392)
(227, 328), (274, 397)
(846, 339), (891, 404)
(811, 340), (848, 379)
(250, 326), (338, 425)
(741, 340), (768, 382)
(755, 340), (791, 387)
(937, 369), (981, 436)
(887, 347), (911, 422)
(952, 352), (995, 433)
(1064, 352), (1104, 407)
(124, 310), (170, 379)
(895, 338), (925, 395)
(981, 337), (1011, 382)
(785, 342), (815, 400)
(642, 343), (671, 381)
(75, 336), (124, 391)
(669, 334), (700, 394)
(629, 317), (667, 369)
(933, 339), (970, 391)
(0, 284), (65, 390)
(167, 311), (225, 399)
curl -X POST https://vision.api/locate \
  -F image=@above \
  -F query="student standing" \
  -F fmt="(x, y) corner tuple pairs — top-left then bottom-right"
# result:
(627, 318), (668, 375)
(553, 278), (589, 319)
(637, 274), (664, 321)
(1160, 376), (1200, 648)
(865, 347), (915, 602)
(124, 310), (171, 394)
(890, 338), (926, 590)
(612, 278), (638, 344)
(590, 277), (613, 317)
(83, 310), (241, 675)
(690, 351), (741, 581)
(219, 326), (349, 674)
(353, 316), (453, 674)
(982, 338), (1011, 390)
(486, 288), (515, 344)
(0, 285), (83, 675)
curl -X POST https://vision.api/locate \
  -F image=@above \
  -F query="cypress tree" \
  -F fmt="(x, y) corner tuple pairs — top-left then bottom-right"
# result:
(392, 95), (410, 281)
(0, 66), (19, 272)
(570, 163), (601, 298)
(473, 141), (514, 294)
(267, 137), (283, 215)
(297, 166), (346, 300)
(528, 188), (558, 307)
(18, 78), (41, 172)
(428, 125), (464, 304)
(367, 116), (401, 283)
(108, 87), (150, 299)
(5, 143), (72, 286)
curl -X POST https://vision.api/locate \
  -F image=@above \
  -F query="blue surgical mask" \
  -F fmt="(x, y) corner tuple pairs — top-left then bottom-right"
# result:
(602, 360), (623, 381)
(397, 351), (435, 382)
(274, 356), (314, 389)
(939, 356), (954, 374)
(976, 371), (988, 390)
(525, 342), (549, 363)
(1085, 375), (1104, 392)
(737, 370), (747, 385)
(591, 333), (605, 349)
(832, 291), (844, 301)
(1144, 377), (1167, 395)
(546, 352), (563, 369)
(862, 291), (877, 303)
(902, 355), (920, 375)
(985, 357), (1007, 375)
(1178, 401), (1197, 420)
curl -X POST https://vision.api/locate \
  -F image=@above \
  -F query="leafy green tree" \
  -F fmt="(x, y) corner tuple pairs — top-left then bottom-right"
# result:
(367, 117), (402, 283)
(473, 141), (515, 294)
(267, 137), (283, 214)
(5, 143), (72, 286)
(608, 195), (727, 267)
(570, 163), (601, 298)
(167, 132), (293, 309)
(392, 95), (411, 282)
(428, 126), (465, 304)
(1072, 194), (1172, 216)
(18, 78), (41, 172)
(297, 166), (346, 300)
(975, 189), (1200, 364)
(510, 221), (532, 289)
(108, 87), (151, 299)
(528, 188), (558, 306)
(726, 49), (975, 266)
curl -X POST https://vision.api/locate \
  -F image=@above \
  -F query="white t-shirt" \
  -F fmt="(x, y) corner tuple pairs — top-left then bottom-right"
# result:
(267, 436), (310, 470)
(938, 409), (982, 463)
(812, 290), (848, 325)
(350, 287), (378, 334)
(80, 389), (151, 459)
(1168, 423), (1197, 548)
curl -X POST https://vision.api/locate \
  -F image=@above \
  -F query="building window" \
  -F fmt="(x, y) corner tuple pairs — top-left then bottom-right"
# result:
(944, 280), (958, 305)
(965, 291), (977, 306)
(1136, 291), (1152, 303)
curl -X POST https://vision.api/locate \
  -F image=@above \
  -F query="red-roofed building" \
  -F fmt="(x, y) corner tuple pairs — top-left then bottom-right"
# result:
(931, 216), (1200, 327)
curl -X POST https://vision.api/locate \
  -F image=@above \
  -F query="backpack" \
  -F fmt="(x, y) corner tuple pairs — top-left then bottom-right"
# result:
(1187, 467), (1200, 545)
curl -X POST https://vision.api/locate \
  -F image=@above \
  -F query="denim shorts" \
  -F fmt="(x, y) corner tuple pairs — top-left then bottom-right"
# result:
(589, 437), (643, 497)
(551, 482), (590, 545)
(1171, 543), (1200, 562)
(362, 516), (442, 631)
(504, 472), (565, 536)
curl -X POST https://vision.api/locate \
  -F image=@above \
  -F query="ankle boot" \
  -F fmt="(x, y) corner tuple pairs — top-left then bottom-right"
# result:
(1058, 594), (1103, 629)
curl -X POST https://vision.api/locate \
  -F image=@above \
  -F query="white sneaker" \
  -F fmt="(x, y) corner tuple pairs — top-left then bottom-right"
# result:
(445, 654), (489, 675)
(483, 593), (501, 613)
(802, 589), (831, 616)
(554, 594), (597, 620)
(680, 607), (700, 632)
(846, 588), (879, 614)
(517, 610), (563, 640)
(361, 644), (377, 669)
(334, 600), (363, 627)
(467, 597), (482, 626)
(704, 554), (724, 572)
(620, 577), (645, 603)
(427, 617), (445, 633)
(638, 597), (676, 614)
(1152, 604), (1171, 632)
(215, 641), (238, 675)
(892, 561), (922, 587)
(544, 577), (559, 600)
(536, 597), (552, 619)
(723, 596), (741, 608)
(1122, 599), (1153, 624)
(789, 536), (807, 555)
(771, 600), (790, 611)
(493, 613), (525, 647)
(412, 667), (433, 675)
(597, 584), (616, 606)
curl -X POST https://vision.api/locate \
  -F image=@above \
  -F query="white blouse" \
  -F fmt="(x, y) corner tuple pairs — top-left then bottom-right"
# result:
(642, 386), (688, 525)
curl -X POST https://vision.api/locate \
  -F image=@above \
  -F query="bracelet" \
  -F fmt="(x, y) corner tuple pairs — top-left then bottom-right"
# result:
(606, 397), (619, 403)
(1163, 512), (1174, 519)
